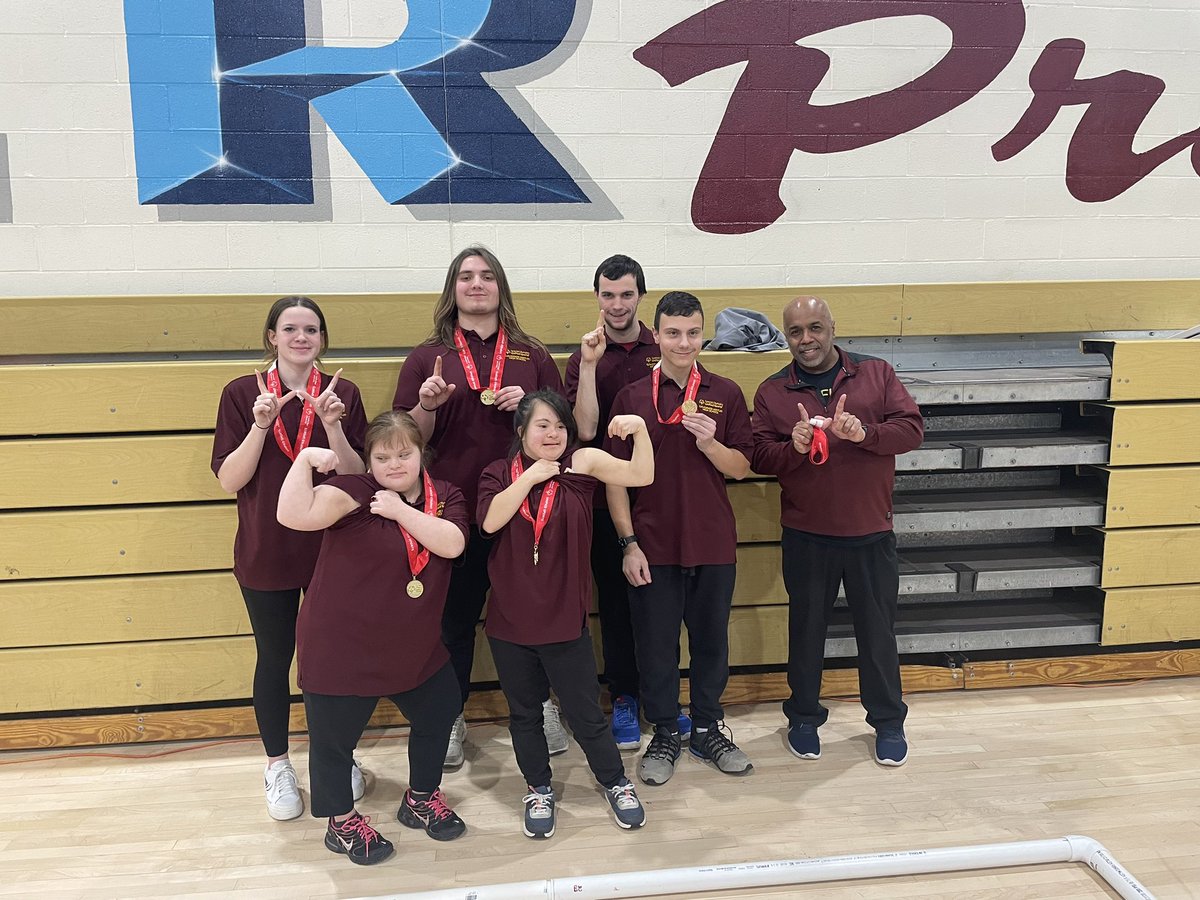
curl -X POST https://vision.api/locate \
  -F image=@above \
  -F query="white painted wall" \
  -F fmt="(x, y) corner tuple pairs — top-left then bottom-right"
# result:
(1, 0), (1198, 297)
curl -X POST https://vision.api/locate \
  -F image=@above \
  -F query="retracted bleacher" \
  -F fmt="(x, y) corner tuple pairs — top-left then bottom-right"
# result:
(2, 282), (1199, 748)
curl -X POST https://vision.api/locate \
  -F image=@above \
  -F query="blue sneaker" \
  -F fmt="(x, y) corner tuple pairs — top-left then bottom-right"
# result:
(611, 695), (642, 750)
(604, 777), (646, 829)
(786, 724), (821, 760)
(874, 728), (908, 767)
(677, 708), (692, 743)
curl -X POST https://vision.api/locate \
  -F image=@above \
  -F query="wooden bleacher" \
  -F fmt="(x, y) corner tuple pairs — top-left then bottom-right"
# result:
(2, 281), (1199, 748)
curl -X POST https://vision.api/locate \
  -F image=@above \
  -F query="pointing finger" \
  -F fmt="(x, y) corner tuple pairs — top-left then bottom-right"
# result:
(834, 394), (846, 418)
(433, 355), (443, 378)
(596, 313), (605, 332)
(796, 403), (810, 424)
(255, 369), (267, 394)
(279, 389), (300, 407)
(325, 368), (342, 397)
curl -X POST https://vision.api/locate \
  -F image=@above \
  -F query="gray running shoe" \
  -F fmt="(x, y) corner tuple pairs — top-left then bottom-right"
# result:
(543, 699), (570, 756)
(638, 726), (682, 786)
(443, 714), (466, 769)
(689, 722), (753, 775)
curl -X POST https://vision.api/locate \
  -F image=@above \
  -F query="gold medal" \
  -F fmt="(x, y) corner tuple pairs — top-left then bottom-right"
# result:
(681, 399), (698, 415)
(480, 388), (496, 406)
(406, 579), (424, 599)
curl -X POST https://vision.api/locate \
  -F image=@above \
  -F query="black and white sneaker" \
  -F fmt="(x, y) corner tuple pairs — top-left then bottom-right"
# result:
(324, 812), (394, 866)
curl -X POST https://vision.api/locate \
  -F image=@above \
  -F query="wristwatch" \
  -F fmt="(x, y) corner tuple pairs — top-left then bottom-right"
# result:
(617, 534), (638, 550)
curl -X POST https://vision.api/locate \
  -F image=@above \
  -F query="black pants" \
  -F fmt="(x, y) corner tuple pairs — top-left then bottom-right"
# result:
(304, 662), (461, 818)
(488, 630), (625, 790)
(441, 526), (492, 705)
(781, 528), (907, 731)
(628, 564), (735, 732)
(591, 508), (640, 699)
(240, 585), (302, 758)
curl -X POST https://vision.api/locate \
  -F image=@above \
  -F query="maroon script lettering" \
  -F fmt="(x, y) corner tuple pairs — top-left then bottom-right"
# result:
(634, 0), (1026, 234)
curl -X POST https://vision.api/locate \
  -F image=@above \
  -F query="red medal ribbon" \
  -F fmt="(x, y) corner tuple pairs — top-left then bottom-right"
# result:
(266, 365), (323, 461)
(454, 325), (508, 398)
(650, 362), (702, 425)
(510, 455), (559, 566)
(809, 426), (829, 465)
(398, 469), (438, 579)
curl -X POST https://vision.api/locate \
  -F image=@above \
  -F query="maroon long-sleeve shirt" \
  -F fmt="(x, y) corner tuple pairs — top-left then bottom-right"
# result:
(751, 348), (923, 538)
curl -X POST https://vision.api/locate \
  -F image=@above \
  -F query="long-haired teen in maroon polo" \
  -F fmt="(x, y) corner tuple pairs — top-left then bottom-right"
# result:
(277, 411), (470, 865)
(211, 296), (367, 821)
(477, 389), (654, 839)
(392, 247), (566, 768)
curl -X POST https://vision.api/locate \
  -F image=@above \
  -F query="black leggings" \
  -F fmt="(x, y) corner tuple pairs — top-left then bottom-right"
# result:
(304, 663), (462, 818)
(239, 585), (301, 758)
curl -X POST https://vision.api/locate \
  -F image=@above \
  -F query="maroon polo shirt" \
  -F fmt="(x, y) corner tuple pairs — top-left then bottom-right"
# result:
(477, 450), (596, 645)
(393, 331), (564, 522)
(751, 348), (924, 537)
(605, 364), (753, 567)
(296, 474), (469, 695)
(211, 372), (367, 591)
(565, 322), (661, 507)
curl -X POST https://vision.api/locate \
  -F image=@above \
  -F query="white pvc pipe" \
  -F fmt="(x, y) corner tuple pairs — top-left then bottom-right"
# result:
(357, 835), (1155, 900)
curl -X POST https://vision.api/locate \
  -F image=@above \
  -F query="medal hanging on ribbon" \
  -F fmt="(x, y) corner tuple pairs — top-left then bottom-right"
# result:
(454, 325), (508, 405)
(399, 469), (439, 599)
(650, 362), (702, 425)
(510, 456), (558, 566)
(266, 365), (323, 461)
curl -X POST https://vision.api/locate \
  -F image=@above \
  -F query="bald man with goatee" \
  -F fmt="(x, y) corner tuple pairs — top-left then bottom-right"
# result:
(751, 296), (923, 767)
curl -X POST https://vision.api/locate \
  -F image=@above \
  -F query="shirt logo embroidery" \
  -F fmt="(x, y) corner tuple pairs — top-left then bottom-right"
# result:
(698, 399), (724, 415)
(506, 349), (532, 362)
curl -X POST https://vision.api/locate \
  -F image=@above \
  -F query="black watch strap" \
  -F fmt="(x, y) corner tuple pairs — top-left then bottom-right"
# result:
(617, 534), (638, 549)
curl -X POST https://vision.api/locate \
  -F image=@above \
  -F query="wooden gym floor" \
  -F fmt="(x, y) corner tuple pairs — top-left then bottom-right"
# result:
(1, 678), (1198, 899)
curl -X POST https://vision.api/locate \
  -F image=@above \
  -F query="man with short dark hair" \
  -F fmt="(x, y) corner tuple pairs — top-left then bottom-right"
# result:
(606, 291), (755, 785)
(565, 256), (690, 751)
(751, 296), (923, 766)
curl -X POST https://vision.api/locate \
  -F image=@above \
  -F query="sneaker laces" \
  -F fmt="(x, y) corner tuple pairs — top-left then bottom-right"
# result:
(266, 762), (298, 802)
(612, 698), (638, 729)
(699, 722), (740, 760)
(336, 813), (381, 847)
(523, 788), (554, 817)
(607, 780), (640, 811)
(414, 789), (455, 822)
(644, 729), (680, 761)
(543, 701), (562, 729)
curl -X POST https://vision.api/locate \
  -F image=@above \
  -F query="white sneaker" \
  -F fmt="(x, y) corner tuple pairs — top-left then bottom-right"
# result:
(444, 714), (466, 769)
(543, 699), (569, 756)
(351, 759), (365, 802)
(264, 759), (303, 821)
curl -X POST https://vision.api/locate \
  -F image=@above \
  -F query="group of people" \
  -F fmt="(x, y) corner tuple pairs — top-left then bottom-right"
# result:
(211, 249), (924, 866)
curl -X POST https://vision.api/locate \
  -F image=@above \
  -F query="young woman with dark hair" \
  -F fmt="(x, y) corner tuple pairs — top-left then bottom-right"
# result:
(477, 389), (655, 838)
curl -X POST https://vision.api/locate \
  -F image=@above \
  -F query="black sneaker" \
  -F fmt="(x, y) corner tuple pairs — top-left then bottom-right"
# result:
(689, 722), (753, 775)
(324, 812), (395, 866)
(638, 726), (682, 786)
(522, 785), (556, 839)
(398, 788), (467, 841)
